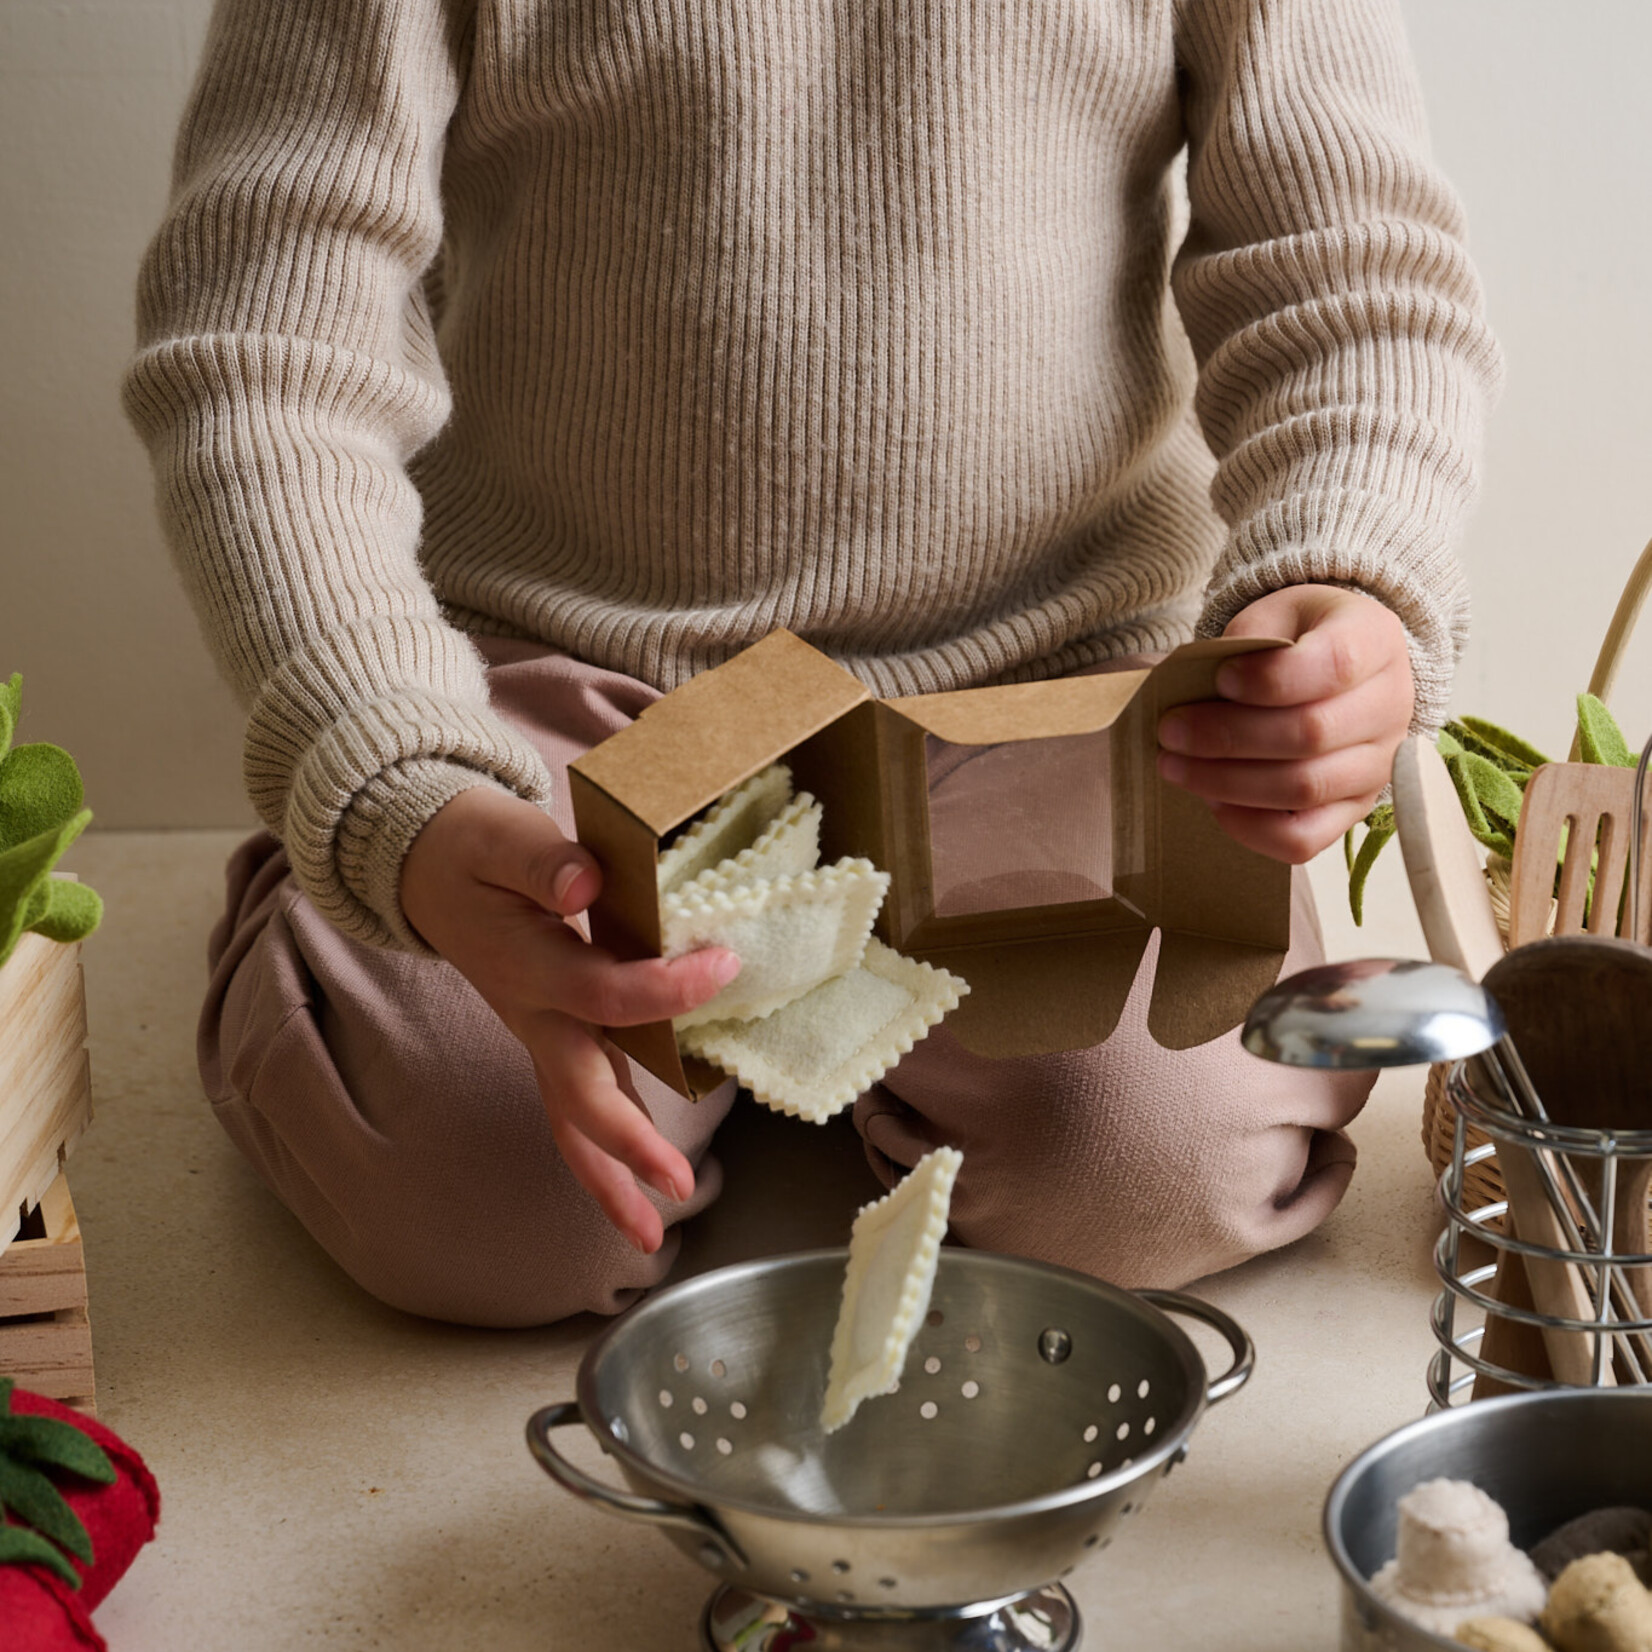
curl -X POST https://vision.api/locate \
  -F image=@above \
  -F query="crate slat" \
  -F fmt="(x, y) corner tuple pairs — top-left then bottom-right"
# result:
(0, 1172), (95, 1414)
(0, 929), (94, 1253)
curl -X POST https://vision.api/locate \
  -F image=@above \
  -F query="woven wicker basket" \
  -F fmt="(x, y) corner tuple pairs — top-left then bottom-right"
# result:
(1419, 534), (1652, 1209)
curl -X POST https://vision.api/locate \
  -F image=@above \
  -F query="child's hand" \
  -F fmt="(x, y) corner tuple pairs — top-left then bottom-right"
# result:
(399, 787), (740, 1255)
(1155, 584), (1415, 864)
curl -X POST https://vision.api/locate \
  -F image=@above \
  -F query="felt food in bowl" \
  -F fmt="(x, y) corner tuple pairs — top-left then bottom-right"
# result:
(527, 1248), (1252, 1647)
(1326, 1389), (1652, 1652)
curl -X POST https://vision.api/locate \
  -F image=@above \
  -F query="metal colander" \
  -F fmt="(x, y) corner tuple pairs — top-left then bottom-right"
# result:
(527, 1249), (1251, 1650)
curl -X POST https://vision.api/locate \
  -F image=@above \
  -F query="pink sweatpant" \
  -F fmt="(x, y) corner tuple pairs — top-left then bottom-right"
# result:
(199, 640), (1372, 1327)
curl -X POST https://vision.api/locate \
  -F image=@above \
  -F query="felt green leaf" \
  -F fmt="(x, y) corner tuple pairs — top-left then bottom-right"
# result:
(1451, 715), (1551, 772)
(1348, 813), (1395, 926)
(1444, 751), (1517, 859)
(1576, 693), (1636, 768)
(0, 674), (18, 764)
(0, 742), (84, 852)
(0, 811), (91, 967)
(29, 879), (102, 946)
(0, 1521), (81, 1589)
(1436, 726), (1464, 760)
(0, 1457), (93, 1563)
(0, 1417), (115, 1486)
(1442, 723), (1537, 785)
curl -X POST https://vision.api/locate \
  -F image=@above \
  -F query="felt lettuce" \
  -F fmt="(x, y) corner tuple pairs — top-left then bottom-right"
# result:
(0, 675), (101, 967)
(1345, 696), (1640, 923)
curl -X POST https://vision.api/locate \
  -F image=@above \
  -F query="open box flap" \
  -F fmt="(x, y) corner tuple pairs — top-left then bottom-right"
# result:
(885, 636), (1293, 1053)
(570, 629), (872, 838)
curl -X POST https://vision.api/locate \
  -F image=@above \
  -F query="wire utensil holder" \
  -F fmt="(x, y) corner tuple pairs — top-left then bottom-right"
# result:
(1430, 1056), (1652, 1408)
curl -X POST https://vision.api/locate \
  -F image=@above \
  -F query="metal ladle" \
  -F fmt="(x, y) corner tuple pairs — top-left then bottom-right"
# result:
(1243, 958), (1646, 1386)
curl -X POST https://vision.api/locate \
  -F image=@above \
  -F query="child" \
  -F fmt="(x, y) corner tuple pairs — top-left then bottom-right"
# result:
(125, 0), (1500, 1326)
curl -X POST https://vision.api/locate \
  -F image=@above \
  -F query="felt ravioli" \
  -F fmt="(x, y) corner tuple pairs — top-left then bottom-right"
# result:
(820, 1146), (963, 1433)
(666, 858), (890, 1030)
(657, 764), (792, 894)
(673, 792), (823, 898)
(678, 938), (968, 1122)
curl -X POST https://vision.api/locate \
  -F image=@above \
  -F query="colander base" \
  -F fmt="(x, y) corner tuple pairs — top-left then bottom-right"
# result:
(702, 1581), (1079, 1650)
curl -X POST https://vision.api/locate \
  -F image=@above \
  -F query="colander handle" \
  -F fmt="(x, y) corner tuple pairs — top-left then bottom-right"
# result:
(526, 1402), (749, 1571)
(1138, 1291), (1255, 1404)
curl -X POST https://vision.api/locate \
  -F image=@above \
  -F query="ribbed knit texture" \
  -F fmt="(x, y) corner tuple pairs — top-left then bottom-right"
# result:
(124, 0), (1501, 950)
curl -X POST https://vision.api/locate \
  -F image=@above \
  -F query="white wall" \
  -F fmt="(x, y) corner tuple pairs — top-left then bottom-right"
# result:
(2, 0), (1650, 827)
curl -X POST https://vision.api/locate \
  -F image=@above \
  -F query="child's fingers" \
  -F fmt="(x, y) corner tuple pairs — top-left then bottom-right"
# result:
(529, 935), (741, 1028)
(1215, 611), (1399, 708)
(1159, 667), (1406, 761)
(1208, 796), (1378, 865)
(1157, 742), (1389, 815)
(550, 1120), (669, 1254)
(532, 1035), (693, 1245)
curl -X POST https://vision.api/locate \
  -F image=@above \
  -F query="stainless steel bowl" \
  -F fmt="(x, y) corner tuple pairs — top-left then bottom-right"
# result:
(1326, 1388), (1652, 1650)
(528, 1248), (1251, 1649)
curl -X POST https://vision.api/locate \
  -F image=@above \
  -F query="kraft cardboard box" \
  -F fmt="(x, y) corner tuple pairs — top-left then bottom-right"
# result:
(568, 629), (1292, 1101)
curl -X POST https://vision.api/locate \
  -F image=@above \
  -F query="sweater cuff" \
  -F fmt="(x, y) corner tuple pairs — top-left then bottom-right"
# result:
(1194, 489), (1470, 739)
(272, 691), (554, 952)
(335, 759), (521, 954)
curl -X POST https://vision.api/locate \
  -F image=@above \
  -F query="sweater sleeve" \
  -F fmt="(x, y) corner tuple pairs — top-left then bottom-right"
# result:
(1171, 0), (1504, 734)
(121, 0), (553, 952)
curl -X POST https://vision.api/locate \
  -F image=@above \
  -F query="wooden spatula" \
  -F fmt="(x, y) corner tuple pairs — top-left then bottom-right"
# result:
(1507, 762), (1652, 948)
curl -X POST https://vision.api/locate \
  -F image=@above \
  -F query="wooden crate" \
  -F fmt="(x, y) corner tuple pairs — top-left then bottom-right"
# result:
(0, 928), (93, 1254)
(0, 1171), (94, 1413)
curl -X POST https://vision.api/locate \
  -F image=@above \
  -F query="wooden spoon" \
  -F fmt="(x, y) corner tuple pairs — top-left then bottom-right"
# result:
(1484, 938), (1652, 1325)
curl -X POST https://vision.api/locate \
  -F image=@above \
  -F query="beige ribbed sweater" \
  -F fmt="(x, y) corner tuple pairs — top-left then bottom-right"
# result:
(125, 0), (1501, 952)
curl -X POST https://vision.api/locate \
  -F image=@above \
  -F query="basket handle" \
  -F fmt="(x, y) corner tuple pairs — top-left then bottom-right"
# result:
(1567, 531), (1652, 758)
(525, 1402), (749, 1570)
(1138, 1290), (1255, 1405)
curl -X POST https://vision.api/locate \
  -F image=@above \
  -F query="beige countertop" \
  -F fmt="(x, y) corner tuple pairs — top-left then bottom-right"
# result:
(60, 829), (1436, 1650)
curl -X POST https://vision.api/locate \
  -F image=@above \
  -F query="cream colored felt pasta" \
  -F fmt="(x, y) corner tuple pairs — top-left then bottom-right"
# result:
(666, 858), (890, 1030)
(820, 1145), (963, 1434)
(656, 764), (792, 894)
(675, 793), (823, 897)
(679, 939), (968, 1123)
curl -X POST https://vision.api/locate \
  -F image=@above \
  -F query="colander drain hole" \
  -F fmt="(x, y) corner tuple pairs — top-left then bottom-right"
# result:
(923, 1355), (942, 1375)
(1086, 1461), (1103, 1479)
(691, 1396), (708, 1415)
(1082, 1424), (1098, 1443)
(878, 1578), (898, 1590)
(730, 1401), (748, 1420)
(964, 1334), (982, 1353)
(1107, 1383), (1121, 1403)
(1116, 1422), (1130, 1441)
(673, 1353), (690, 1372)
(710, 1359), (727, 1378)
(658, 1390), (673, 1408)
(1137, 1379), (1151, 1398)
(715, 1437), (733, 1455)
(919, 1401), (938, 1420)
(961, 1379), (979, 1399)
(832, 1560), (851, 1575)
(678, 1431), (696, 1450)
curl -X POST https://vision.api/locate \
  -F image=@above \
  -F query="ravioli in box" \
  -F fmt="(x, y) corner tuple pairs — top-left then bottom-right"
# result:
(568, 629), (1292, 1102)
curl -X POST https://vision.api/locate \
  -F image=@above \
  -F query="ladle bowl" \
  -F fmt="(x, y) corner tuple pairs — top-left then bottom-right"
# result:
(1241, 958), (1507, 1070)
